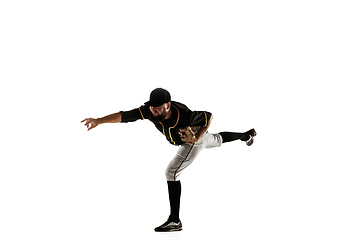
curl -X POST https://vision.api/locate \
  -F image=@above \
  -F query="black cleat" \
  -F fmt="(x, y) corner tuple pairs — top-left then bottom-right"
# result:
(154, 219), (183, 232)
(246, 136), (254, 146)
(245, 129), (257, 146)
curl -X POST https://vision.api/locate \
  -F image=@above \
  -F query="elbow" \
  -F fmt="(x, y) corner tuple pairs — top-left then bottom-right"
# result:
(203, 114), (213, 128)
(207, 114), (213, 126)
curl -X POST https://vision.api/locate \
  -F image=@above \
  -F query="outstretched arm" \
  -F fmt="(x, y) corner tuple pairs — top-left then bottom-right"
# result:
(81, 112), (122, 131)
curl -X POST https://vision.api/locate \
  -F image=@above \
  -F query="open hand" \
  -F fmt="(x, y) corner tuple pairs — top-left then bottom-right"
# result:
(81, 118), (99, 131)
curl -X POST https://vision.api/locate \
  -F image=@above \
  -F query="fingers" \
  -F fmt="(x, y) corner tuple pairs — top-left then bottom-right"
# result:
(81, 118), (97, 131)
(81, 118), (92, 125)
(87, 124), (95, 131)
(86, 121), (96, 131)
(81, 118), (91, 127)
(178, 128), (185, 134)
(188, 127), (195, 135)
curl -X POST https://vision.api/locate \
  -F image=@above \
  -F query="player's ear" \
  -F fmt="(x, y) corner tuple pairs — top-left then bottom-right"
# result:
(166, 102), (171, 110)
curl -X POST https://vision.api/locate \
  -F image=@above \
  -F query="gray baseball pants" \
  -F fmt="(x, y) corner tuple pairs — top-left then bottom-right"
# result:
(166, 132), (223, 181)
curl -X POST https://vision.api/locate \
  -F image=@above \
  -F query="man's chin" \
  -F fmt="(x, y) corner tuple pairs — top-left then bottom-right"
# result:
(149, 114), (166, 123)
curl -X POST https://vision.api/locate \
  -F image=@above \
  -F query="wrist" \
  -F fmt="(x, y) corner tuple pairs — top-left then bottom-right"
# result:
(96, 118), (104, 125)
(194, 134), (202, 143)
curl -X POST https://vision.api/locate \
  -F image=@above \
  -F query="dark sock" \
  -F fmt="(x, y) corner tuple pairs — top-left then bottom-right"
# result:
(219, 131), (250, 143)
(167, 181), (181, 222)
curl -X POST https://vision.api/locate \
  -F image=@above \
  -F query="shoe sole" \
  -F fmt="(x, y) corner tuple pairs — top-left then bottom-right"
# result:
(155, 227), (183, 232)
(246, 136), (254, 146)
(246, 129), (256, 146)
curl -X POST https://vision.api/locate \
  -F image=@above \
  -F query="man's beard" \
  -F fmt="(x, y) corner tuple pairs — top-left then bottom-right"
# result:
(149, 110), (167, 123)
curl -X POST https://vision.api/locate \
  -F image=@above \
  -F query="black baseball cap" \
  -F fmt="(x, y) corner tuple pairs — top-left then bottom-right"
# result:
(144, 88), (171, 107)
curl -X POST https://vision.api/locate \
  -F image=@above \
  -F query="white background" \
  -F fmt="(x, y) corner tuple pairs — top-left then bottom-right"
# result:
(1, 1), (359, 239)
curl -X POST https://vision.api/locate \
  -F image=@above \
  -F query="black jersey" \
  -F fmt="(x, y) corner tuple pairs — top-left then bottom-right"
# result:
(120, 101), (212, 146)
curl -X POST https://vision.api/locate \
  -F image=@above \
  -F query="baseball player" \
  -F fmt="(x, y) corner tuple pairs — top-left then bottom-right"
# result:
(81, 88), (256, 232)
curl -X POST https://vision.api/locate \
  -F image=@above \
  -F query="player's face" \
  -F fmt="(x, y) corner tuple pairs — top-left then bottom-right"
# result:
(149, 104), (168, 123)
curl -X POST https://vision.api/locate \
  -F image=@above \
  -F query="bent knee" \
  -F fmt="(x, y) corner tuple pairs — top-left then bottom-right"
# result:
(165, 167), (176, 181)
